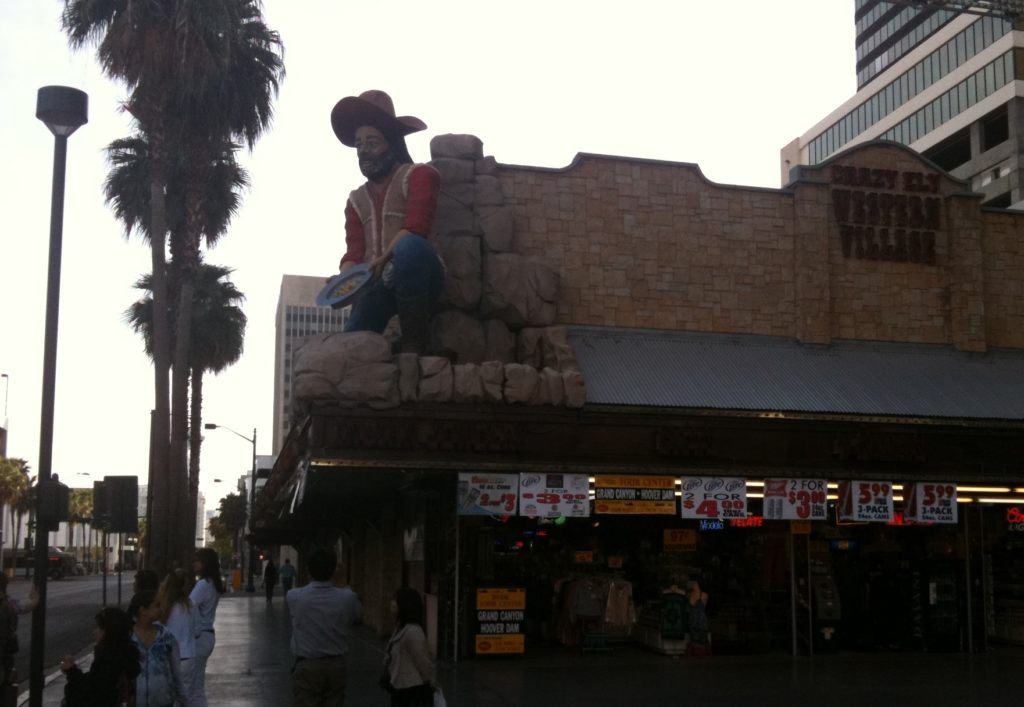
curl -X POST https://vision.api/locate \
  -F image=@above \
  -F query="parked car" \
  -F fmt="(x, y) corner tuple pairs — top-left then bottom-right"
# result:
(6, 546), (76, 579)
(47, 547), (75, 579)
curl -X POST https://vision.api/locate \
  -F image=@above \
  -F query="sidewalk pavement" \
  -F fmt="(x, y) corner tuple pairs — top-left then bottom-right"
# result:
(26, 590), (1024, 706)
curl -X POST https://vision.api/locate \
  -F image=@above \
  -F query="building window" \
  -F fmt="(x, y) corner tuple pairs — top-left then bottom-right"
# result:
(982, 106), (1009, 152)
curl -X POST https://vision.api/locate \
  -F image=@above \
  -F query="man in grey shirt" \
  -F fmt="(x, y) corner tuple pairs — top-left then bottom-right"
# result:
(286, 547), (363, 707)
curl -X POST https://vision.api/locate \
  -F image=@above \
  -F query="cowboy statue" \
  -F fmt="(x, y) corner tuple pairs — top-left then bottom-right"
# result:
(330, 90), (444, 355)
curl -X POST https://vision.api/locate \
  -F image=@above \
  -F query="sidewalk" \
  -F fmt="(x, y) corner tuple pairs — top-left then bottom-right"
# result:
(28, 591), (1024, 706)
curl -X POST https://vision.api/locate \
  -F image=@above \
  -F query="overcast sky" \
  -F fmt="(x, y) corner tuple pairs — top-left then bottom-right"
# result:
(0, 0), (856, 512)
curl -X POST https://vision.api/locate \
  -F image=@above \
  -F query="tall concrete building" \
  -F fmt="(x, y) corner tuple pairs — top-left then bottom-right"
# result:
(272, 275), (348, 454)
(782, 1), (1024, 207)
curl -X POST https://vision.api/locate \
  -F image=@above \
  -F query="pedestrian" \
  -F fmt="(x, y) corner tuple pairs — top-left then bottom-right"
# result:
(286, 546), (363, 707)
(264, 558), (278, 604)
(0, 575), (38, 686)
(60, 607), (140, 707)
(279, 558), (296, 593)
(130, 589), (185, 707)
(158, 568), (199, 701)
(189, 548), (225, 707)
(383, 588), (436, 707)
(330, 90), (444, 354)
(686, 578), (711, 656)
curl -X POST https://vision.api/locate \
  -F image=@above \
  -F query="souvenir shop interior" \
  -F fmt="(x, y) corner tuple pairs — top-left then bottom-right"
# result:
(454, 503), (1004, 658)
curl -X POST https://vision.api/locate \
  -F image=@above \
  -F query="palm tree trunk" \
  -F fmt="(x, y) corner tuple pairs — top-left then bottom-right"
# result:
(188, 367), (204, 554)
(11, 506), (20, 573)
(1, 505), (6, 574)
(172, 280), (194, 565)
(148, 163), (173, 575)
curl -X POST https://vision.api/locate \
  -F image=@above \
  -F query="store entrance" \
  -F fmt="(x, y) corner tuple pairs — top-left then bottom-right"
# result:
(458, 513), (791, 657)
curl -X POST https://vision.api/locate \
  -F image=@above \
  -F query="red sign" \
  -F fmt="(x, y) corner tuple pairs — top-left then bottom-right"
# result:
(1007, 507), (1024, 532)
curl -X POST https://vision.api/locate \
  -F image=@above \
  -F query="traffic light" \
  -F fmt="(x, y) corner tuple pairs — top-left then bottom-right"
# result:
(37, 478), (69, 532)
(93, 480), (109, 529)
(105, 476), (139, 533)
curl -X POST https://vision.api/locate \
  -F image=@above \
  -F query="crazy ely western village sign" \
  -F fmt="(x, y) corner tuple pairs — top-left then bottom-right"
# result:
(830, 165), (941, 265)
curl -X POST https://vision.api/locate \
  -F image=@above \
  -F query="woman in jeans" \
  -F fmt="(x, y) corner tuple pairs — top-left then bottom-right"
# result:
(189, 548), (225, 707)
(384, 588), (436, 707)
(130, 589), (185, 707)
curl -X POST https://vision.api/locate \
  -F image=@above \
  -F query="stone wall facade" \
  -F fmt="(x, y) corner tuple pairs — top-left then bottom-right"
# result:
(498, 141), (1024, 353)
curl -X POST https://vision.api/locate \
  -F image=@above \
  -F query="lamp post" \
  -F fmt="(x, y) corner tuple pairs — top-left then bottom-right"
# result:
(31, 85), (87, 707)
(1, 372), (8, 422)
(205, 423), (257, 592)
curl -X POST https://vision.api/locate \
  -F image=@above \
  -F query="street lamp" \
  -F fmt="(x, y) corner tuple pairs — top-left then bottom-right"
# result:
(31, 85), (87, 707)
(205, 423), (257, 592)
(1, 372), (9, 421)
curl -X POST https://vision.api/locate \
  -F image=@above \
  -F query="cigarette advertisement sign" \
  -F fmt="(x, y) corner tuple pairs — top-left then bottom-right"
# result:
(904, 482), (958, 524)
(519, 473), (590, 518)
(837, 481), (894, 522)
(475, 588), (526, 655)
(679, 477), (747, 519)
(594, 475), (676, 515)
(763, 478), (827, 520)
(457, 473), (518, 516)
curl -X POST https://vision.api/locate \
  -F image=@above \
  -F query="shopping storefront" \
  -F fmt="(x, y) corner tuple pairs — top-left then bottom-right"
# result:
(256, 138), (1024, 659)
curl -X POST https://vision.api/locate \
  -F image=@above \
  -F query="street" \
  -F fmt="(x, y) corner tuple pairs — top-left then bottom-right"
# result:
(8, 573), (131, 686)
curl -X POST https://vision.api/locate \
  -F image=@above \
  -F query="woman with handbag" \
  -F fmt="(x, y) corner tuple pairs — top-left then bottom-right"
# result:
(383, 588), (437, 707)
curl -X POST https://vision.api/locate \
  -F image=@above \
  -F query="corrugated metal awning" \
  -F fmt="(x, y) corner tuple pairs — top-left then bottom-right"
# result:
(569, 327), (1024, 421)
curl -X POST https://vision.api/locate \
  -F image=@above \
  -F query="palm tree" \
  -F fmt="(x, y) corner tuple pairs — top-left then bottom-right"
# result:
(13, 469), (34, 573)
(62, 0), (177, 571)
(126, 263), (247, 551)
(0, 458), (30, 573)
(62, 0), (283, 572)
(162, 2), (283, 565)
(68, 488), (93, 564)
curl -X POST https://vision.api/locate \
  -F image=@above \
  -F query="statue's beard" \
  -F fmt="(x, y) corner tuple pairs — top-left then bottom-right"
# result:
(359, 149), (398, 180)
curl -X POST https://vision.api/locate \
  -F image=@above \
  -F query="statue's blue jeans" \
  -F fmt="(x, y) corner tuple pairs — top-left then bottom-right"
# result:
(344, 234), (443, 334)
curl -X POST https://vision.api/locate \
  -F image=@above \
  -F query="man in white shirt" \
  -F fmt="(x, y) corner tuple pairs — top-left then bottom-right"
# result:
(286, 547), (363, 707)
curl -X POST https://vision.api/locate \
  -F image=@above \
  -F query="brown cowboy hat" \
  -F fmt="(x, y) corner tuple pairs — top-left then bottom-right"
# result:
(330, 90), (427, 147)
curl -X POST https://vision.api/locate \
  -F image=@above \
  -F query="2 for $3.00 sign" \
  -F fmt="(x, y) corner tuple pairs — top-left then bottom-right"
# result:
(679, 477), (747, 519)
(764, 478), (827, 520)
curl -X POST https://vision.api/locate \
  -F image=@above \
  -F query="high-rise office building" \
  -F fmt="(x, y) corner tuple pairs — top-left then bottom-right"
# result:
(782, 2), (1024, 208)
(272, 275), (348, 454)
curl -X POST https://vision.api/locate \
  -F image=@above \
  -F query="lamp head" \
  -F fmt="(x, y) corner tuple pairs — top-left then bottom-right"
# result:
(36, 86), (88, 137)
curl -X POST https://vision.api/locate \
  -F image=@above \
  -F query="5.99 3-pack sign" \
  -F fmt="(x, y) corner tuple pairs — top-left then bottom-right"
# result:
(903, 482), (958, 523)
(679, 477), (747, 519)
(838, 480), (894, 522)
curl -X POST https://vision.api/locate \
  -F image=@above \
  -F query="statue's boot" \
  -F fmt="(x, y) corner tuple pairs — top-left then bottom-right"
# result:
(397, 294), (431, 355)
